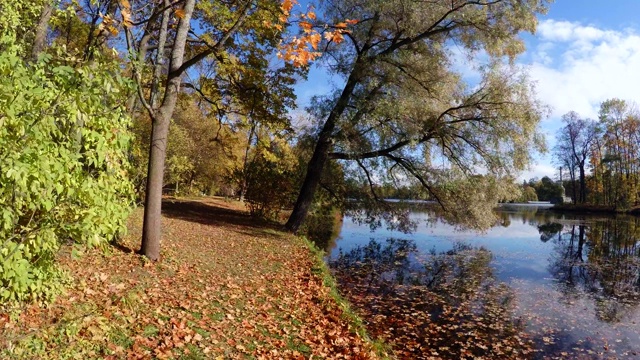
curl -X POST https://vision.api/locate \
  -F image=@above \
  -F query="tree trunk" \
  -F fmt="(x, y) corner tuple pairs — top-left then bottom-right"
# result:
(285, 69), (361, 232)
(579, 163), (586, 203)
(141, 116), (170, 260)
(239, 123), (256, 201)
(31, 0), (54, 60)
(569, 168), (576, 204)
(285, 131), (333, 232)
(140, 0), (195, 260)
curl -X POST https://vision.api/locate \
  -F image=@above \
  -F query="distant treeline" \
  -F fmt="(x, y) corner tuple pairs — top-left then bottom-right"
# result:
(553, 100), (640, 209)
(517, 177), (564, 203)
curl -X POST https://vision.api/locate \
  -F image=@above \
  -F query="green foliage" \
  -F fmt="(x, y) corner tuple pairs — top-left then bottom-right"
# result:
(0, 26), (133, 302)
(245, 140), (299, 220)
(129, 97), (245, 199)
(0, 0), (42, 48)
(519, 185), (538, 202)
(530, 176), (564, 203)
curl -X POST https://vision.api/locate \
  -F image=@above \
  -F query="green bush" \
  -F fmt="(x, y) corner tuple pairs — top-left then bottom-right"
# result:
(0, 44), (134, 302)
(244, 142), (298, 221)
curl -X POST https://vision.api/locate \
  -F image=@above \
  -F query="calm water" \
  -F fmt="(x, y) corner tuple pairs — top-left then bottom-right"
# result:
(326, 204), (640, 359)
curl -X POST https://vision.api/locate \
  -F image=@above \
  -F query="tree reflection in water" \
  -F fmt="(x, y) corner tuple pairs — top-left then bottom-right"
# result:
(543, 218), (640, 323)
(330, 239), (534, 359)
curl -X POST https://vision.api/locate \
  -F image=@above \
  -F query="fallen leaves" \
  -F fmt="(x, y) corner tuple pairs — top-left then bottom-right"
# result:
(0, 198), (380, 359)
(330, 239), (535, 359)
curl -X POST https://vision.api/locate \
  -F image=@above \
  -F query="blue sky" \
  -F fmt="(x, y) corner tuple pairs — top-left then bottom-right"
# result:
(292, 1), (640, 181)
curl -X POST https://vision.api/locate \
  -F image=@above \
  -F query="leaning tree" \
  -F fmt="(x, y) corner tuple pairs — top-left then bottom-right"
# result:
(285, 0), (551, 232)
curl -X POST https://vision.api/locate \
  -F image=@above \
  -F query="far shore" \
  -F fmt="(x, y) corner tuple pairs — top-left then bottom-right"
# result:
(551, 203), (640, 215)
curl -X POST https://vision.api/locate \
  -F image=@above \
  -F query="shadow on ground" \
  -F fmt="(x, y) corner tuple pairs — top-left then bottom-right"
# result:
(160, 198), (281, 233)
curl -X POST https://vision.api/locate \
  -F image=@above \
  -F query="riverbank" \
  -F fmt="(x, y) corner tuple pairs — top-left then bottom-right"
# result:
(551, 203), (640, 215)
(0, 197), (385, 359)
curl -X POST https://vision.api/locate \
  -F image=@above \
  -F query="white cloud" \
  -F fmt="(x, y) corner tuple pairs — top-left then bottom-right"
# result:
(526, 20), (640, 120)
(519, 162), (558, 182)
(537, 20), (616, 43)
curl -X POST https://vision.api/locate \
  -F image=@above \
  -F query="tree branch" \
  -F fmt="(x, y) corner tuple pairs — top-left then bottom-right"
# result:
(170, 0), (254, 78)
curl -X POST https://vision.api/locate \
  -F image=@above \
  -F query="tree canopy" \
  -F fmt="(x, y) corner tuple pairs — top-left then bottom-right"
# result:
(286, 0), (550, 231)
(554, 99), (640, 209)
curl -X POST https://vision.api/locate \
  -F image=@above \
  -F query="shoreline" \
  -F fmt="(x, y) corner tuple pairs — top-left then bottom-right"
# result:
(550, 203), (640, 215)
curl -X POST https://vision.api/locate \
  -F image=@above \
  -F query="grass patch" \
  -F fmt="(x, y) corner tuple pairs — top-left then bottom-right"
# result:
(301, 236), (393, 358)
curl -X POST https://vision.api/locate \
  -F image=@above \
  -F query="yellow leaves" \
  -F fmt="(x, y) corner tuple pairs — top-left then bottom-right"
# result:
(119, 0), (132, 28)
(97, 14), (120, 36)
(324, 30), (344, 44)
(300, 21), (313, 33)
(107, 26), (119, 36)
(97, 0), (133, 34)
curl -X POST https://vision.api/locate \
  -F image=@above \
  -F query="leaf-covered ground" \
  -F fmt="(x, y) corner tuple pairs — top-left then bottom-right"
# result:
(0, 198), (382, 359)
(330, 239), (536, 360)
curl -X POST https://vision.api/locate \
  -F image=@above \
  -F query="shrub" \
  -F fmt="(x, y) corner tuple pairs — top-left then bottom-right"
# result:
(0, 43), (134, 302)
(244, 141), (298, 221)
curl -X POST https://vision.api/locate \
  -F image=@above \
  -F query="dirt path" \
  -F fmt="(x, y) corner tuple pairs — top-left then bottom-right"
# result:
(1, 198), (381, 359)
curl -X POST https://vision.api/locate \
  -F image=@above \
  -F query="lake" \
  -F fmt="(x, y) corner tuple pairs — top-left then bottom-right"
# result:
(323, 204), (640, 359)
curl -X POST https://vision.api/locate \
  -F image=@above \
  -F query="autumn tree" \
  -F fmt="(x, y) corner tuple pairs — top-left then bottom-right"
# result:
(554, 111), (600, 204)
(285, 0), (550, 232)
(115, 0), (314, 260)
(518, 184), (538, 203)
(587, 98), (640, 207)
(532, 176), (563, 203)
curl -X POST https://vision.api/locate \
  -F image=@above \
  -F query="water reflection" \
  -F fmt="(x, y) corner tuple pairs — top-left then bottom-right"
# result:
(330, 205), (640, 358)
(330, 239), (534, 359)
(545, 220), (640, 323)
(536, 222), (563, 242)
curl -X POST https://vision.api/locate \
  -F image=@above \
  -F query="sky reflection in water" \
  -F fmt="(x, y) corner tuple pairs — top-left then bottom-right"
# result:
(329, 204), (640, 358)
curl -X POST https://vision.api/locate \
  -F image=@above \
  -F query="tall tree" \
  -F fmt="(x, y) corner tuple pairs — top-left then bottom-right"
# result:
(554, 111), (600, 203)
(31, 0), (54, 59)
(123, 0), (317, 260)
(596, 98), (640, 207)
(285, 0), (550, 232)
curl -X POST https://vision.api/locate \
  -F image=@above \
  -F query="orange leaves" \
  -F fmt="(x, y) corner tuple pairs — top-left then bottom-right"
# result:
(278, 22), (352, 65)
(324, 30), (345, 44)
(266, 0), (358, 67)
(281, 0), (295, 14)
(279, 0), (295, 23)
(119, 0), (133, 27)
(308, 33), (322, 50)
(323, 19), (358, 45)
(299, 21), (313, 32)
(0, 200), (381, 358)
(175, 9), (186, 19)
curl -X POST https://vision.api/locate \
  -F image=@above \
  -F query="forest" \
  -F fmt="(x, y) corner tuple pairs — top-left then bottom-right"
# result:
(513, 100), (640, 208)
